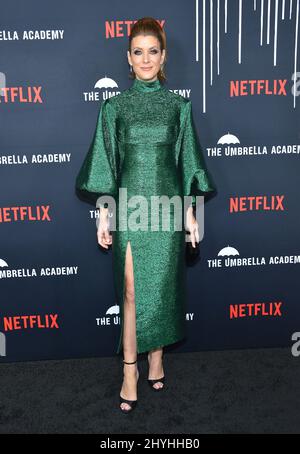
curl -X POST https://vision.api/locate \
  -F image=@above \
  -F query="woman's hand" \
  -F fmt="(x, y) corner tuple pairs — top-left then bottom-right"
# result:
(185, 206), (199, 248)
(97, 208), (112, 249)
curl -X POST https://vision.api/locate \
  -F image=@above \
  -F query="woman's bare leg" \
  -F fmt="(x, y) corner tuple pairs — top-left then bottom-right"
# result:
(148, 347), (164, 389)
(120, 241), (138, 411)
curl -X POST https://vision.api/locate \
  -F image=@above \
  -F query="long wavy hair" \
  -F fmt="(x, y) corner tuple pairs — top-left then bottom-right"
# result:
(128, 17), (167, 83)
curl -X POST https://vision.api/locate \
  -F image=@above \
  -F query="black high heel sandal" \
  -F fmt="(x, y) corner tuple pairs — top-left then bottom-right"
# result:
(119, 359), (139, 413)
(147, 352), (165, 391)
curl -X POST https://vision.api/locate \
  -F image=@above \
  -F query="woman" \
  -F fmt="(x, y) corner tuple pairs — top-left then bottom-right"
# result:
(75, 17), (216, 413)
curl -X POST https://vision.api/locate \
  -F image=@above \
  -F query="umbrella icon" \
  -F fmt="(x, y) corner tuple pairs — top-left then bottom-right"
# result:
(94, 76), (118, 91)
(0, 258), (8, 268)
(106, 304), (120, 315)
(94, 76), (119, 99)
(217, 132), (240, 145)
(217, 246), (240, 257)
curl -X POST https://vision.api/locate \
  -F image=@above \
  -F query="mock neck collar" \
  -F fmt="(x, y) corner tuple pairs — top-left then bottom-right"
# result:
(132, 77), (162, 93)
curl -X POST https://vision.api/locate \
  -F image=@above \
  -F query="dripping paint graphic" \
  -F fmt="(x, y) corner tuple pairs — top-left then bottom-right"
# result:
(195, 0), (299, 112)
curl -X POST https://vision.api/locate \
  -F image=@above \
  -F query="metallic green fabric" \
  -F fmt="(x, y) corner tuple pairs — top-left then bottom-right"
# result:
(76, 77), (216, 354)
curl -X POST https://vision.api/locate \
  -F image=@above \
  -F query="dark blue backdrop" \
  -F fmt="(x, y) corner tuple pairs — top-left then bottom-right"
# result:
(0, 0), (299, 362)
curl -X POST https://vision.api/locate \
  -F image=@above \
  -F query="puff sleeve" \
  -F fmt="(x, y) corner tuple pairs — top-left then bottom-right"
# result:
(177, 100), (216, 207)
(75, 98), (119, 205)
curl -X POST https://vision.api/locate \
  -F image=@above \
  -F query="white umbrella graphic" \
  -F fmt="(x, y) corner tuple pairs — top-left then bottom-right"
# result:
(94, 76), (119, 98)
(106, 304), (120, 315)
(217, 246), (240, 257)
(217, 132), (240, 145)
(0, 258), (8, 267)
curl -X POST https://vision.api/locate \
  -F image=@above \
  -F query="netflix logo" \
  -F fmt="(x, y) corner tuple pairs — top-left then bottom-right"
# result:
(229, 195), (285, 213)
(230, 302), (283, 319)
(2, 314), (59, 331)
(104, 20), (165, 39)
(0, 86), (43, 103)
(230, 79), (287, 97)
(0, 205), (51, 222)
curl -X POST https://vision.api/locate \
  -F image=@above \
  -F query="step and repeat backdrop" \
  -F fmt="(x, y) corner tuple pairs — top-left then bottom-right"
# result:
(0, 0), (299, 362)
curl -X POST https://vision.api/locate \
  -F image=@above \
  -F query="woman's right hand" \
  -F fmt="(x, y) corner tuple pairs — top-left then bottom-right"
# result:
(97, 209), (112, 249)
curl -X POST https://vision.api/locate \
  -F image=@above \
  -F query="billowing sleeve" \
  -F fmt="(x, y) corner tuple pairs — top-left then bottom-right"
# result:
(177, 100), (216, 207)
(75, 98), (119, 205)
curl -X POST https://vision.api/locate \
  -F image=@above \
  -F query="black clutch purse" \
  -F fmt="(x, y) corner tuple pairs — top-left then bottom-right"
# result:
(185, 231), (200, 265)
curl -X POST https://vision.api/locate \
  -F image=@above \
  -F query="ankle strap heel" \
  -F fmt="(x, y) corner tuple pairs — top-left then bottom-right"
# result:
(123, 359), (137, 365)
(119, 358), (139, 414)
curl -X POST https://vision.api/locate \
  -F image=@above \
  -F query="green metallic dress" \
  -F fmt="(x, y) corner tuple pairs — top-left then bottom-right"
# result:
(75, 77), (215, 355)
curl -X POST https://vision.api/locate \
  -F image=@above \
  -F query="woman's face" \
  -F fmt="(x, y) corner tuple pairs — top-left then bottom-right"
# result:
(127, 34), (165, 82)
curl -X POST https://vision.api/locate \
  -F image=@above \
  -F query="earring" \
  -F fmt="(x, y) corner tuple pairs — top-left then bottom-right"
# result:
(130, 65), (133, 72)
